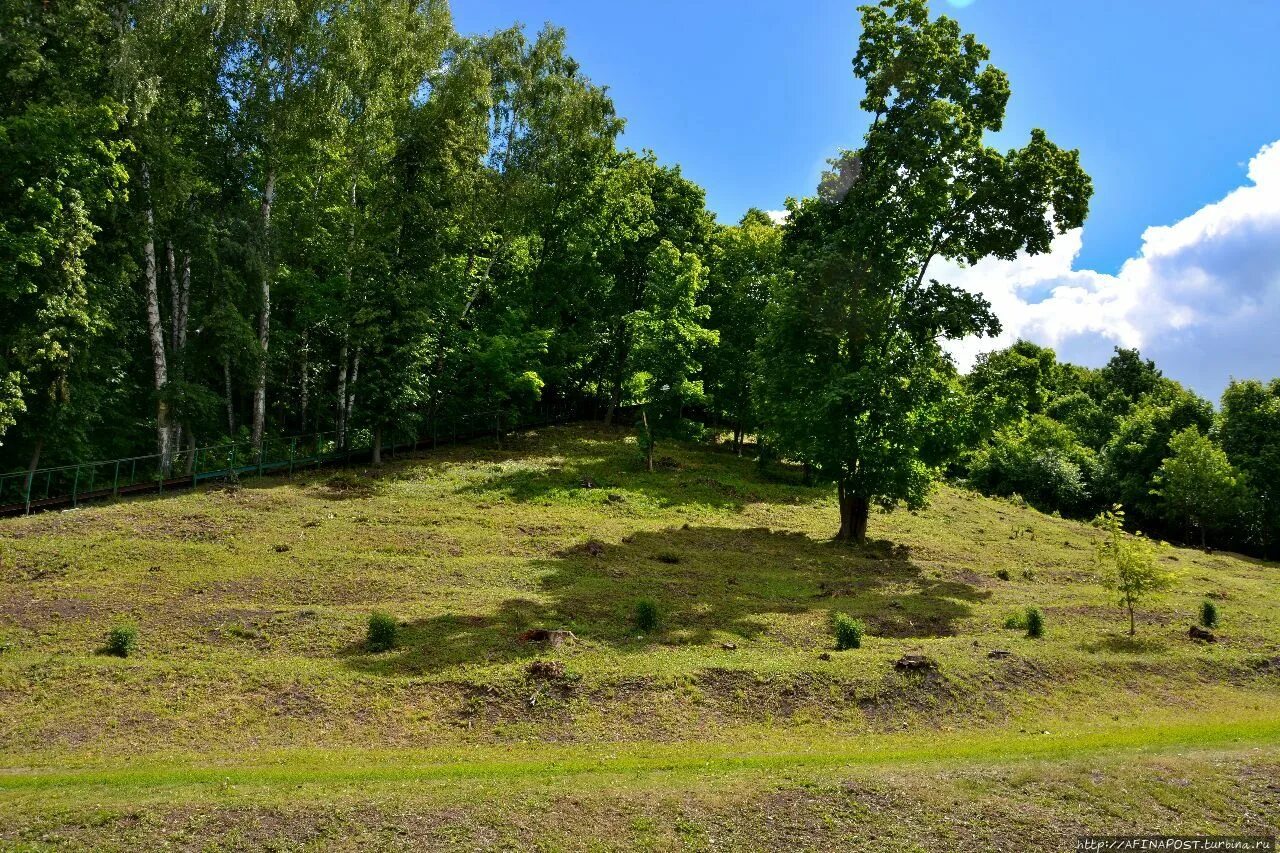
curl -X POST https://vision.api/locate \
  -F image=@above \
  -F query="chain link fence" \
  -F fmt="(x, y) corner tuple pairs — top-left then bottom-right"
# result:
(0, 402), (583, 516)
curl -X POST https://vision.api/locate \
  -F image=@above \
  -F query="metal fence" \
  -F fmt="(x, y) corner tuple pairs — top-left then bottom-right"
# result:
(0, 402), (583, 516)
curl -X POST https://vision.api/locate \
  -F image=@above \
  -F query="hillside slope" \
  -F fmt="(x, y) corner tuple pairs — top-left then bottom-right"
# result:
(1, 423), (1278, 850)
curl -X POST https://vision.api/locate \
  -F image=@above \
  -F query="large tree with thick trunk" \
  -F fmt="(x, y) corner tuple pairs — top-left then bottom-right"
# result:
(757, 0), (1092, 544)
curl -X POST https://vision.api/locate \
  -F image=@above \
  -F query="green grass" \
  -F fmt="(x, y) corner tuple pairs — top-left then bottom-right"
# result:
(1, 423), (1278, 849)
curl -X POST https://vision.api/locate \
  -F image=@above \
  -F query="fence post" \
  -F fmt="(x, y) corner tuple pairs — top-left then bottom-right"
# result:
(72, 465), (81, 508)
(192, 449), (199, 489)
(112, 461), (120, 499)
(230, 445), (237, 478)
(289, 438), (296, 475)
(23, 472), (32, 516)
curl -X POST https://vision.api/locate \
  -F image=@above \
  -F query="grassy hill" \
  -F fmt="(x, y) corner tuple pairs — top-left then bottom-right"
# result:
(1, 423), (1278, 851)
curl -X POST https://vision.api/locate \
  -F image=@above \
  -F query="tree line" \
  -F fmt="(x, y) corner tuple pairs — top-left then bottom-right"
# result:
(3, 0), (1275, 553)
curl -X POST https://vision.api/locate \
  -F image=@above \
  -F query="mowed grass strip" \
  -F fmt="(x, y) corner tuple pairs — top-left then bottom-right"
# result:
(3, 716), (1279, 800)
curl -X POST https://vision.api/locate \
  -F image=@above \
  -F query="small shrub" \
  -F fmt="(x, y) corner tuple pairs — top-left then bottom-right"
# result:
(1002, 612), (1027, 630)
(1025, 607), (1045, 639)
(105, 623), (138, 658)
(367, 611), (398, 652)
(634, 599), (660, 633)
(831, 613), (865, 650)
(1200, 600), (1219, 629)
(995, 568), (1011, 581)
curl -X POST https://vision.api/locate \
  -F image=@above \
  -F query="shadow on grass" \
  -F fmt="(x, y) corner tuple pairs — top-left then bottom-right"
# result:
(344, 526), (990, 675)
(453, 425), (829, 512)
(1081, 633), (1169, 654)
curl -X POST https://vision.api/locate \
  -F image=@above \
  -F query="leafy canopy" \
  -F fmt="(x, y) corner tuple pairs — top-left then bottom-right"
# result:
(758, 0), (1092, 541)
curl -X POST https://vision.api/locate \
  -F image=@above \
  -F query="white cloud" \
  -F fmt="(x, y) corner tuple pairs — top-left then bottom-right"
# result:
(933, 139), (1280, 399)
(765, 209), (790, 226)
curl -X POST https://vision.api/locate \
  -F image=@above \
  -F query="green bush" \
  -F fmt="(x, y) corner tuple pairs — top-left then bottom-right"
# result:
(634, 599), (660, 633)
(1200, 600), (1219, 629)
(1002, 612), (1026, 630)
(995, 568), (1011, 581)
(367, 612), (398, 652)
(831, 613), (865, 650)
(1025, 607), (1045, 639)
(105, 623), (138, 658)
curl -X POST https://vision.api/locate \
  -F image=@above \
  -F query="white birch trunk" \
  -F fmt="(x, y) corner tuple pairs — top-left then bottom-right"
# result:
(142, 164), (172, 472)
(336, 338), (349, 448)
(251, 170), (275, 452)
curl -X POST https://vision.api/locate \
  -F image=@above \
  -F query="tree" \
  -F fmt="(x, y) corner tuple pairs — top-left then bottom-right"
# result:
(757, 0), (1092, 543)
(702, 209), (781, 453)
(1217, 379), (1280, 556)
(0, 0), (128, 478)
(1100, 386), (1212, 522)
(624, 241), (717, 472)
(967, 415), (1096, 514)
(1151, 426), (1243, 548)
(1093, 508), (1174, 636)
(965, 340), (1061, 431)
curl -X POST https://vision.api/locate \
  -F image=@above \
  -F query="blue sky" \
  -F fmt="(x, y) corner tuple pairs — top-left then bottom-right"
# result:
(452, 1), (1280, 398)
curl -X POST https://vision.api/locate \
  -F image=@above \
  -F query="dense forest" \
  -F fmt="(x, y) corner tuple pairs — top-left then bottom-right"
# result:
(2, 0), (1277, 554)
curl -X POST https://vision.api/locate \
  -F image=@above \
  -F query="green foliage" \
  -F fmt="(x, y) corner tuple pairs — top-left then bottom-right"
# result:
(625, 241), (718, 470)
(1217, 379), (1280, 553)
(1101, 388), (1213, 521)
(702, 209), (782, 445)
(1152, 427), (1244, 547)
(967, 415), (1096, 514)
(104, 623), (138, 658)
(633, 599), (660, 633)
(1093, 508), (1175, 636)
(757, 0), (1091, 543)
(831, 613), (865, 650)
(1002, 612), (1026, 630)
(966, 341), (1062, 432)
(1200, 600), (1219, 630)
(367, 612), (399, 652)
(1025, 607), (1045, 639)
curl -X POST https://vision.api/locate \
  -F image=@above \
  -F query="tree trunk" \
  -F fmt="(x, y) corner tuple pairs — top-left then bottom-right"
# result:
(250, 169), (276, 453)
(166, 240), (179, 352)
(604, 380), (621, 426)
(835, 482), (870, 544)
(141, 165), (172, 472)
(223, 353), (236, 434)
(1127, 600), (1136, 636)
(298, 330), (309, 432)
(642, 408), (654, 473)
(184, 429), (196, 476)
(372, 426), (382, 466)
(23, 439), (43, 502)
(346, 348), (360, 438)
(177, 251), (190, 353)
(336, 338), (349, 447)
(1200, 525), (1207, 550)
